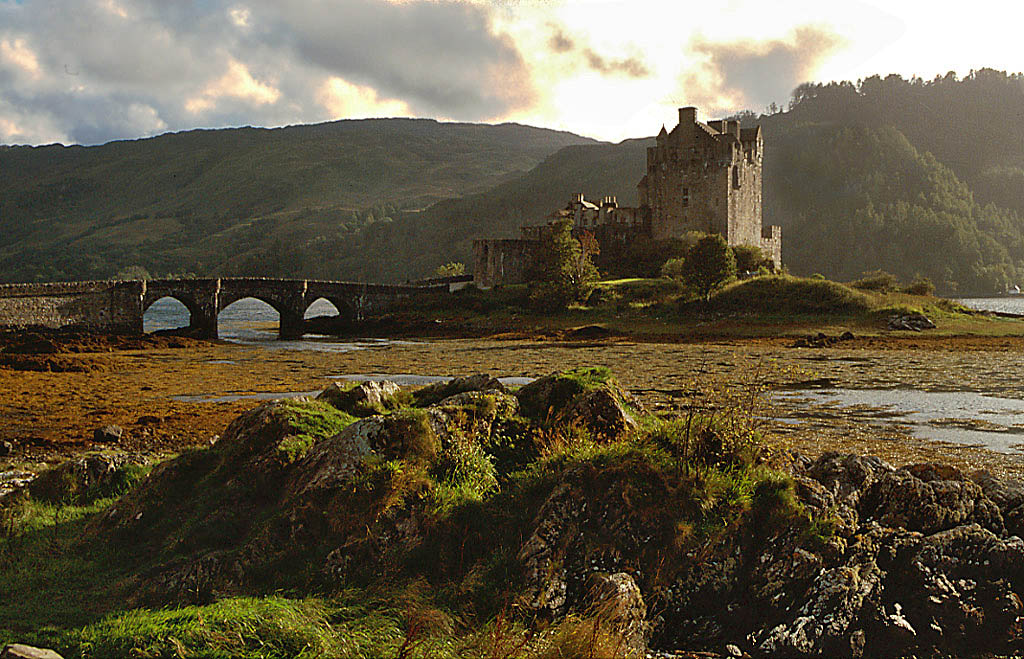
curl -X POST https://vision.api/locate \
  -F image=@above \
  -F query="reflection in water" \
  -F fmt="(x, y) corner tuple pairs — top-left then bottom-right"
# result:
(173, 390), (322, 404)
(774, 388), (1024, 454)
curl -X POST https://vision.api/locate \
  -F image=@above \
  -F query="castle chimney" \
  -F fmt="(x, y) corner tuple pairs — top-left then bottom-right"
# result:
(573, 193), (584, 204)
(678, 107), (697, 127)
(727, 120), (740, 139)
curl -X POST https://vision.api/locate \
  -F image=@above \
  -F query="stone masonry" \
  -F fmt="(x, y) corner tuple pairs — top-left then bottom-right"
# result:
(474, 107), (782, 287)
(0, 278), (441, 339)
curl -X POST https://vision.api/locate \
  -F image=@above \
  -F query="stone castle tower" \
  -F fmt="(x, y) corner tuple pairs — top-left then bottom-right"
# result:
(472, 106), (781, 287)
(638, 107), (780, 263)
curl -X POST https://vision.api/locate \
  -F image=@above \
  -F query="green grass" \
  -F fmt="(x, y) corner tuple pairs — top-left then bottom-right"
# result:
(707, 275), (876, 315)
(0, 368), (884, 657)
(276, 400), (357, 463)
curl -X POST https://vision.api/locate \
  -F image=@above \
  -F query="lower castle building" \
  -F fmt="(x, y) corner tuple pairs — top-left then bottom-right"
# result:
(473, 107), (782, 288)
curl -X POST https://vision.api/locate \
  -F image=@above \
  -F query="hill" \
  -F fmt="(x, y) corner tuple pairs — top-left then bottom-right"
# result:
(6, 69), (1024, 293)
(0, 119), (596, 282)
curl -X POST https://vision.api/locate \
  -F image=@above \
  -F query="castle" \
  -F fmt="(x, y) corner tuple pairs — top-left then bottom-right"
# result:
(473, 107), (782, 288)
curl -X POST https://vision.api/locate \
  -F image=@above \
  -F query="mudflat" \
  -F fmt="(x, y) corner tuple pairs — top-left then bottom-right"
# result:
(4, 330), (1024, 479)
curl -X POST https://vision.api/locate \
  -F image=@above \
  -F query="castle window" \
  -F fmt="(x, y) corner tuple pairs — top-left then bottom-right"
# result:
(732, 166), (740, 189)
(682, 187), (689, 207)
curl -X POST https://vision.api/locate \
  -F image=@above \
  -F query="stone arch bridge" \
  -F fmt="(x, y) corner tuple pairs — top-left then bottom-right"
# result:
(0, 277), (444, 339)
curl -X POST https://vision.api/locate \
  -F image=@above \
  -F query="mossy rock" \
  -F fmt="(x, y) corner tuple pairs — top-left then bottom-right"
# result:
(28, 453), (148, 504)
(316, 380), (402, 417)
(412, 374), (506, 407)
(514, 367), (639, 439)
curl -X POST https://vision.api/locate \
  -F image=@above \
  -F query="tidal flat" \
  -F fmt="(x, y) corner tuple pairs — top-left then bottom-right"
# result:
(5, 333), (1024, 480)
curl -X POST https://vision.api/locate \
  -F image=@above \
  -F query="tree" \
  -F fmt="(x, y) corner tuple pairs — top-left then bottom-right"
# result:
(434, 262), (466, 278)
(116, 265), (151, 280)
(732, 245), (767, 273)
(684, 234), (736, 302)
(528, 219), (599, 310)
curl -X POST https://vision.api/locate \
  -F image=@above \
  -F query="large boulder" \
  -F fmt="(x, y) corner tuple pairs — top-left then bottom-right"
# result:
(316, 380), (401, 417)
(584, 572), (649, 655)
(515, 367), (642, 439)
(93, 424), (124, 443)
(1, 645), (64, 659)
(28, 453), (137, 503)
(413, 373), (506, 407)
(860, 463), (1004, 535)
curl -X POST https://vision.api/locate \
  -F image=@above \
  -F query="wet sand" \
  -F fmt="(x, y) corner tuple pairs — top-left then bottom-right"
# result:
(4, 332), (1024, 479)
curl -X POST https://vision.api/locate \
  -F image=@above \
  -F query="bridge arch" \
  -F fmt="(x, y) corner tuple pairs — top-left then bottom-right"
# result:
(217, 296), (287, 341)
(217, 292), (290, 316)
(142, 295), (194, 333)
(303, 296), (357, 320)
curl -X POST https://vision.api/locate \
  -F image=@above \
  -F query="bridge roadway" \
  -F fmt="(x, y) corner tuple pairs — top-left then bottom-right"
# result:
(0, 277), (444, 339)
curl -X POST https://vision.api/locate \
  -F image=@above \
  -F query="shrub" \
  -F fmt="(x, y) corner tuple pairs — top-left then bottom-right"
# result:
(660, 257), (686, 280)
(434, 262), (466, 278)
(732, 245), (767, 273)
(902, 275), (936, 296)
(851, 269), (900, 292)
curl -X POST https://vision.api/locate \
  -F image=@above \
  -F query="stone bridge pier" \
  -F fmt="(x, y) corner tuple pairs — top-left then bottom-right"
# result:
(0, 278), (443, 339)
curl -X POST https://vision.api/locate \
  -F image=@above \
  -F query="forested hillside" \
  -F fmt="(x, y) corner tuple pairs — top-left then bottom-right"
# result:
(4, 69), (1024, 293)
(0, 119), (595, 282)
(758, 69), (1024, 292)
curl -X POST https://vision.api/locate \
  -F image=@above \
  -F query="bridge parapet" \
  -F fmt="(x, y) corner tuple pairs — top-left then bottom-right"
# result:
(0, 280), (144, 334)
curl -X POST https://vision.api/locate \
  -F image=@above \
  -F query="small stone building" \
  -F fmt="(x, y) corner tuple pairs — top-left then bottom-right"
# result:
(473, 107), (782, 287)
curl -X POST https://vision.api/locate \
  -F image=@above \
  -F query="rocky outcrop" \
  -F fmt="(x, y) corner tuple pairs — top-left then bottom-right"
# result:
(28, 452), (138, 503)
(584, 572), (649, 655)
(70, 372), (1024, 659)
(888, 313), (936, 331)
(742, 453), (1024, 657)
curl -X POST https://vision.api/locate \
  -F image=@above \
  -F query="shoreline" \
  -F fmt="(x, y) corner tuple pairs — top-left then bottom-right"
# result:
(4, 327), (1024, 483)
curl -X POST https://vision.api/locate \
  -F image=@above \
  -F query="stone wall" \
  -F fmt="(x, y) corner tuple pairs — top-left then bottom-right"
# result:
(726, 155), (763, 248)
(0, 280), (144, 333)
(473, 239), (538, 288)
(760, 225), (783, 269)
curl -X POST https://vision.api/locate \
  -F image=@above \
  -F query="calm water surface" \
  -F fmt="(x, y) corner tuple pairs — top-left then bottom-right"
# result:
(956, 296), (1024, 315)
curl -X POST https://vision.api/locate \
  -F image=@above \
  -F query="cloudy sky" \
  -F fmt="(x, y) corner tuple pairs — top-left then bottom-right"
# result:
(0, 0), (1020, 146)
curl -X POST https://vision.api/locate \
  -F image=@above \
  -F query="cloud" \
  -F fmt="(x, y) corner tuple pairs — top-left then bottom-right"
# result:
(186, 58), (281, 115)
(677, 26), (844, 116)
(547, 26), (650, 78)
(318, 76), (412, 119)
(0, 0), (536, 145)
(0, 37), (41, 79)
